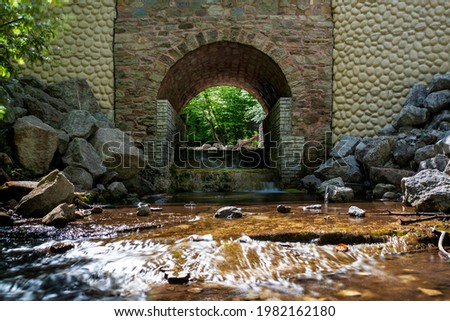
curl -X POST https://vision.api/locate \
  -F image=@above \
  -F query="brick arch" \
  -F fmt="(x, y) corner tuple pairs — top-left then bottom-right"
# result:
(157, 40), (292, 113)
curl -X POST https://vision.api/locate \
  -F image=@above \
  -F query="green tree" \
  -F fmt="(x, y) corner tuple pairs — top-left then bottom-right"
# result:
(182, 86), (266, 145)
(0, 0), (66, 78)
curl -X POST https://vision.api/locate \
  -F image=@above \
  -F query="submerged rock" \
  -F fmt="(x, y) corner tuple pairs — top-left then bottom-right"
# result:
(42, 203), (76, 227)
(214, 206), (243, 219)
(15, 170), (75, 218)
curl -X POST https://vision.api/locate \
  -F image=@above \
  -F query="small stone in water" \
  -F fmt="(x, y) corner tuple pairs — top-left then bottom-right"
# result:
(165, 271), (190, 285)
(50, 242), (75, 254)
(214, 206), (243, 219)
(277, 205), (291, 213)
(348, 206), (366, 217)
(418, 287), (443, 297)
(136, 205), (151, 216)
(303, 204), (322, 210)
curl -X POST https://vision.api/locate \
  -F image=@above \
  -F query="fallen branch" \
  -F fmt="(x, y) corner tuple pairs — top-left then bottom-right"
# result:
(400, 215), (440, 225)
(387, 209), (445, 216)
(432, 229), (450, 260)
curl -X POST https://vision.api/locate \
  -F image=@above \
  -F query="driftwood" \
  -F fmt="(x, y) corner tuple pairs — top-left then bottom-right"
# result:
(432, 229), (450, 260)
(400, 215), (440, 225)
(386, 209), (446, 216)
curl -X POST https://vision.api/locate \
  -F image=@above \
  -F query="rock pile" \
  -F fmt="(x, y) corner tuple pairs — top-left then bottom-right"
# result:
(302, 73), (450, 211)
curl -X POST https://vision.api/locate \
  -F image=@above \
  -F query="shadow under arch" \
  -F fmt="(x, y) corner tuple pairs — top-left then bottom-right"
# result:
(157, 41), (292, 114)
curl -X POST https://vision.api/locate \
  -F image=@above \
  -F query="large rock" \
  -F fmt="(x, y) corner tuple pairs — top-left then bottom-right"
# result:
(404, 83), (427, 107)
(42, 203), (76, 227)
(23, 96), (63, 129)
(314, 156), (363, 183)
(15, 170), (75, 218)
(122, 174), (155, 194)
(55, 129), (70, 155)
(370, 167), (416, 189)
(428, 110), (450, 130)
(106, 182), (128, 201)
(300, 174), (322, 193)
(62, 138), (106, 179)
(317, 177), (345, 195)
(214, 206), (242, 219)
(418, 155), (450, 172)
(46, 79), (100, 113)
(23, 84), (71, 113)
(402, 169), (450, 212)
(435, 133), (450, 155)
(90, 128), (145, 180)
(423, 90), (450, 115)
(392, 135), (418, 167)
(427, 74), (450, 94)
(325, 185), (354, 202)
(13, 116), (58, 175)
(372, 183), (397, 199)
(414, 145), (438, 163)
(392, 104), (428, 128)
(63, 166), (93, 191)
(355, 137), (396, 169)
(329, 135), (361, 159)
(61, 110), (98, 139)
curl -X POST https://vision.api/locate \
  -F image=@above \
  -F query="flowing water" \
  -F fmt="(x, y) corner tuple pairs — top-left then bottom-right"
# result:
(1, 192), (449, 301)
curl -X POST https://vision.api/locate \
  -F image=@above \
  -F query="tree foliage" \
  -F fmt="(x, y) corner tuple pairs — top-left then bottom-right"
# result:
(0, 0), (66, 78)
(181, 86), (266, 145)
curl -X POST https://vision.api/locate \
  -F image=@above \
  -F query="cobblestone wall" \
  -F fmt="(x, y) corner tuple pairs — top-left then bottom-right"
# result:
(332, 0), (450, 139)
(21, 0), (115, 120)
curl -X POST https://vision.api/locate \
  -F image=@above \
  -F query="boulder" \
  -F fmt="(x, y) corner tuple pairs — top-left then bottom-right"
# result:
(392, 136), (418, 167)
(122, 174), (155, 194)
(428, 110), (450, 130)
(392, 104), (429, 128)
(402, 169), (450, 212)
(63, 166), (93, 191)
(414, 145), (438, 163)
(89, 128), (145, 180)
(329, 135), (361, 159)
(60, 110), (98, 139)
(418, 155), (450, 172)
(370, 167), (416, 189)
(276, 205), (291, 213)
(318, 177), (345, 195)
(0, 212), (14, 226)
(314, 156), (363, 183)
(45, 79), (100, 113)
(106, 182), (128, 201)
(355, 137), (396, 169)
(404, 83), (427, 107)
(435, 133), (450, 155)
(13, 116), (58, 175)
(23, 96), (63, 129)
(423, 90), (450, 115)
(427, 74), (450, 94)
(214, 206), (242, 219)
(42, 203), (76, 227)
(23, 84), (71, 113)
(325, 185), (354, 202)
(300, 174), (322, 192)
(15, 170), (75, 218)
(348, 206), (366, 217)
(372, 183), (397, 199)
(377, 124), (397, 136)
(62, 138), (106, 178)
(55, 129), (70, 155)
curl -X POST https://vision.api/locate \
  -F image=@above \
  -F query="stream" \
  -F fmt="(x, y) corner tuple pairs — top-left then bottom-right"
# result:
(1, 192), (449, 301)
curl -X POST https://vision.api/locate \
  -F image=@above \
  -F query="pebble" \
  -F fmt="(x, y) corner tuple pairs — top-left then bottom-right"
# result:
(165, 271), (190, 285)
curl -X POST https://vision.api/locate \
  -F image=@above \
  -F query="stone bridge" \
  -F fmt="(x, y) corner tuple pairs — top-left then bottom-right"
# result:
(114, 0), (333, 186)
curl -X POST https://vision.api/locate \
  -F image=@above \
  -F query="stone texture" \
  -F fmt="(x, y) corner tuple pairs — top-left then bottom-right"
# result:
(392, 105), (428, 128)
(89, 128), (144, 180)
(435, 133), (450, 155)
(23, 96), (63, 129)
(300, 174), (322, 192)
(423, 90), (450, 115)
(392, 136), (418, 167)
(13, 115), (58, 175)
(61, 110), (98, 139)
(326, 185), (354, 203)
(317, 177), (345, 196)
(370, 167), (416, 189)
(106, 181), (128, 201)
(418, 155), (450, 172)
(402, 169), (450, 212)
(42, 203), (76, 227)
(63, 165), (94, 191)
(23, 84), (72, 113)
(414, 145), (438, 163)
(427, 74), (450, 94)
(55, 129), (70, 155)
(404, 83), (427, 107)
(62, 138), (107, 179)
(15, 170), (75, 218)
(355, 137), (396, 169)
(329, 135), (361, 159)
(315, 155), (363, 183)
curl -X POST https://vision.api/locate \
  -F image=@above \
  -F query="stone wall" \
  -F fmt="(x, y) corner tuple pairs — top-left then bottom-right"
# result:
(332, 0), (450, 139)
(21, 0), (115, 120)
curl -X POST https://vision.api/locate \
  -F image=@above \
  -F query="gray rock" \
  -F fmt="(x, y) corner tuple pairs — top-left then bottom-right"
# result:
(46, 79), (100, 113)
(23, 96), (63, 129)
(122, 174), (155, 194)
(439, 122), (450, 131)
(13, 116), (58, 175)
(315, 155), (363, 183)
(55, 129), (70, 155)
(414, 145), (438, 163)
(428, 110), (450, 130)
(61, 110), (98, 139)
(372, 183), (397, 199)
(214, 206), (243, 219)
(404, 83), (428, 107)
(418, 154), (450, 172)
(382, 192), (397, 200)
(276, 204), (291, 213)
(424, 90), (450, 115)
(392, 136), (418, 167)
(19, 75), (47, 90)
(0, 212), (14, 226)
(348, 206), (366, 217)
(300, 174), (322, 192)
(63, 166), (93, 191)
(318, 177), (345, 195)
(402, 169), (450, 212)
(90, 128), (145, 180)
(23, 84), (71, 113)
(355, 137), (396, 169)
(392, 104), (428, 128)
(326, 185), (354, 202)
(42, 203), (76, 227)
(435, 133), (450, 155)
(377, 124), (397, 136)
(15, 170), (75, 218)
(62, 138), (106, 178)
(427, 74), (450, 94)
(370, 167), (416, 189)
(329, 135), (361, 159)
(445, 161), (450, 176)
(106, 182), (128, 201)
